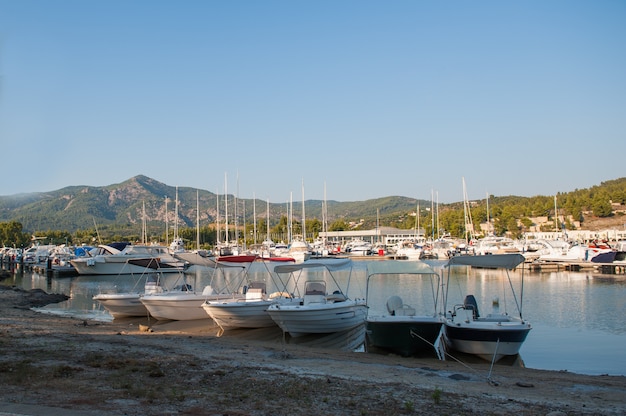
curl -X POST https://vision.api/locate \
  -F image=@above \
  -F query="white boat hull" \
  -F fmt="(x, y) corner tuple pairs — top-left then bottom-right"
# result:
(267, 300), (367, 337)
(71, 257), (185, 275)
(203, 300), (277, 330)
(141, 292), (241, 321)
(93, 293), (147, 319)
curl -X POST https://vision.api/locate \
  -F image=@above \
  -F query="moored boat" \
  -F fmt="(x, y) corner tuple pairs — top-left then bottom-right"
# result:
(442, 254), (532, 362)
(71, 243), (187, 275)
(365, 261), (444, 357)
(93, 272), (166, 319)
(266, 261), (366, 337)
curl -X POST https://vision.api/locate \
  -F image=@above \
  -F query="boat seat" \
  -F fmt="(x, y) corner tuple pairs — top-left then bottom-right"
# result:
(326, 291), (347, 303)
(386, 296), (403, 314)
(268, 291), (291, 299)
(463, 294), (480, 319)
(386, 295), (415, 316)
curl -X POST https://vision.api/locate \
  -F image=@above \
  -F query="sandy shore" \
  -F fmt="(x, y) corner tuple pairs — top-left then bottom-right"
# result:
(1, 285), (625, 415)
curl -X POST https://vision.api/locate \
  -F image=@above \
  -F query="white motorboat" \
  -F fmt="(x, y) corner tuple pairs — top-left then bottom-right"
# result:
(70, 243), (187, 275)
(364, 261), (444, 357)
(140, 259), (253, 321)
(266, 262), (367, 337)
(140, 287), (241, 321)
(93, 272), (167, 319)
(535, 239), (613, 262)
(202, 281), (296, 334)
(442, 254), (532, 362)
(394, 240), (423, 260)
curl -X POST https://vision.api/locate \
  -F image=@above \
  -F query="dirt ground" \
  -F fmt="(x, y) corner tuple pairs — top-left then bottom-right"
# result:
(1, 285), (625, 416)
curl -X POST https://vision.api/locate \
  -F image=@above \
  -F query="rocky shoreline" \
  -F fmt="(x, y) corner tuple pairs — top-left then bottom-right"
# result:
(1, 285), (625, 415)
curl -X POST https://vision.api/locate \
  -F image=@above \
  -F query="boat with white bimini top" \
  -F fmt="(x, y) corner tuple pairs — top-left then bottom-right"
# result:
(202, 259), (301, 334)
(139, 259), (253, 321)
(266, 260), (366, 337)
(365, 260), (444, 357)
(202, 281), (296, 335)
(442, 253), (532, 363)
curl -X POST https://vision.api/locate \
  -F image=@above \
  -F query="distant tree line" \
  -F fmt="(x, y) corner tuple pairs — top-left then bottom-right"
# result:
(2, 178), (624, 248)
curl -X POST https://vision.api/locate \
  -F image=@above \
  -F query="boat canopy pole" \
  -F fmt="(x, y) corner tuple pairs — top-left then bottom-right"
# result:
(505, 268), (524, 320)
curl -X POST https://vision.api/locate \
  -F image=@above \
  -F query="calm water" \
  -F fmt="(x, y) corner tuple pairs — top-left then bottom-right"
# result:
(2, 260), (625, 376)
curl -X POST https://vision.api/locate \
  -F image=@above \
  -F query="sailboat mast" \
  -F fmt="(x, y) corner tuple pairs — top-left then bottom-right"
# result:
(462, 177), (474, 243)
(253, 193), (257, 246)
(301, 179), (306, 242)
(196, 190), (200, 251)
(289, 193), (293, 243)
(322, 182), (327, 245)
(436, 191), (440, 239)
(486, 191), (491, 236)
(266, 199), (270, 242)
(234, 172), (239, 248)
(554, 195), (558, 232)
(142, 200), (147, 244)
(215, 187), (220, 245)
(174, 186), (179, 240)
(431, 189), (435, 241)
(164, 196), (169, 246)
(224, 173), (229, 245)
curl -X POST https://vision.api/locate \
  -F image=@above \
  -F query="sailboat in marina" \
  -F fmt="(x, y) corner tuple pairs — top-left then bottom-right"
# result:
(172, 189), (217, 268)
(72, 201), (186, 275)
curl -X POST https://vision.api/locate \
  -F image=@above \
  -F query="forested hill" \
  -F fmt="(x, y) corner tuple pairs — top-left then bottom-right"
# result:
(0, 175), (625, 239)
(0, 175), (426, 234)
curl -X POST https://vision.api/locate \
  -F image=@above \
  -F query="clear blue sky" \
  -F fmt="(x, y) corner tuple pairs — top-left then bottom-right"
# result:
(1, 1), (624, 204)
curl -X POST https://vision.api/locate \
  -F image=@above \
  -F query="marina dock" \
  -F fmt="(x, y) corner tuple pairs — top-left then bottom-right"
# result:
(524, 261), (626, 274)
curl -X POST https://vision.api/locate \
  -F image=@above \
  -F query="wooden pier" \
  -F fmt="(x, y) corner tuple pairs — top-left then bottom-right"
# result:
(525, 261), (626, 274)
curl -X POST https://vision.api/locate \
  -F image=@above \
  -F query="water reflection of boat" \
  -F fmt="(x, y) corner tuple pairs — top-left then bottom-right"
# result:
(365, 261), (444, 358)
(219, 324), (365, 352)
(442, 254), (532, 363)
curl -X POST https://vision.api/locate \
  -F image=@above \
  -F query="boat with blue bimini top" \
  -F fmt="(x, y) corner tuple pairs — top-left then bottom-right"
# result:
(442, 253), (532, 363)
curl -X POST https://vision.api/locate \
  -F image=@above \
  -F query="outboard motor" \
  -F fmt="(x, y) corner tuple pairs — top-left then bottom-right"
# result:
(463, 295), (480, 319)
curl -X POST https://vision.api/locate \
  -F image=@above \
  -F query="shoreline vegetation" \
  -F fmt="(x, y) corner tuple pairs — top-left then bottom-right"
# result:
(1, 285), (625, 415)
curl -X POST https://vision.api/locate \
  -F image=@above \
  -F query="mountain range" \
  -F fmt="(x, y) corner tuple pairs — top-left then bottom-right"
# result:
(2, 175), (624, 237)
(0, 175), (424, 234)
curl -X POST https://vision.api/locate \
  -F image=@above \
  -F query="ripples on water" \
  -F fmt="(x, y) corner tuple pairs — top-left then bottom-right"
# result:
(2, 261), (625, 376)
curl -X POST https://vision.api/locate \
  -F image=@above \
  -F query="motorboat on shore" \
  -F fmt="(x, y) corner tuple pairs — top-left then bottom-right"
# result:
(266, 261), (366, 337)
(93, 272), (167, 319)
(364, 261), (444, 357)
(140, 259), (253, 321)
(202, 281), (296, 335)
(442, 254), (532, 363)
